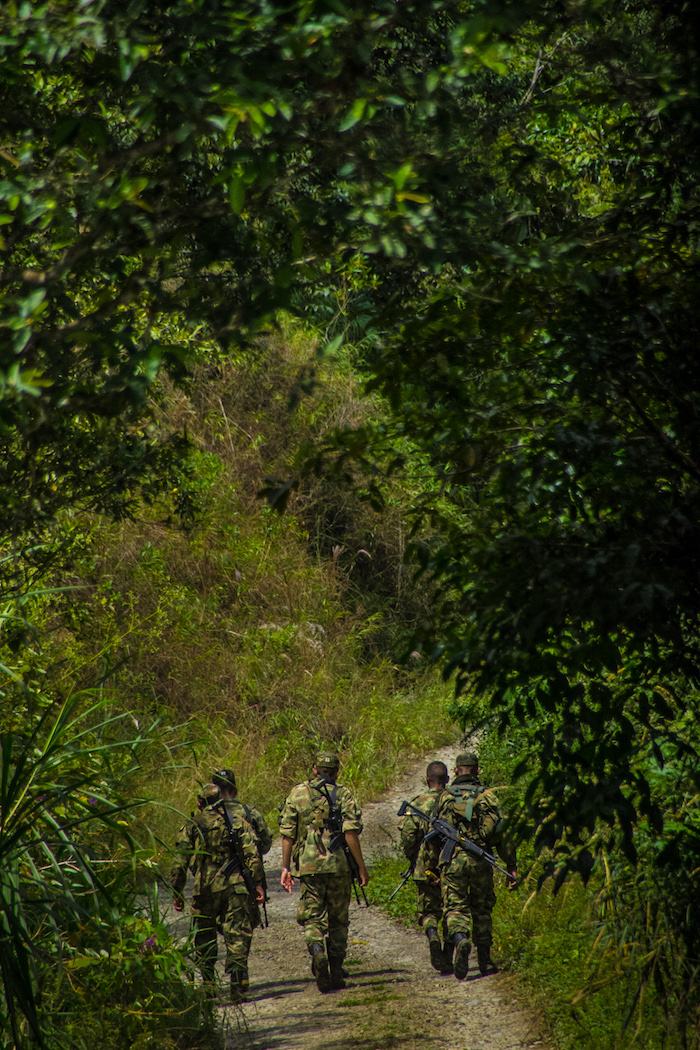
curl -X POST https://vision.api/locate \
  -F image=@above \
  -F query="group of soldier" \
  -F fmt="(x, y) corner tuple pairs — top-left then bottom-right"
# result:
(169, 748), (516, 1003)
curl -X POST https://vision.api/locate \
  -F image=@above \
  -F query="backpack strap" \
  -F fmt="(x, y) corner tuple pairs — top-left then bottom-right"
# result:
(449, 784), (483, 826)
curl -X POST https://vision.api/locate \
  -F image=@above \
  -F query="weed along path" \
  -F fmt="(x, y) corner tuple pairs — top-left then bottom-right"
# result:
(203, 744), (549, 1050)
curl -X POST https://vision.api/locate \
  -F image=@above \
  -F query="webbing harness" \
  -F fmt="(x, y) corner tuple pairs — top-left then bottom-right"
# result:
(449, 783), (483, 827)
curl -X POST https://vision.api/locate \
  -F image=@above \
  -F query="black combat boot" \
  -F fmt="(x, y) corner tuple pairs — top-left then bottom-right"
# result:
(477, 945), (498, 976)
(329, 956), (347, 990)
(453, 932), (471, 981)
(229, 969), (247, 1004)
(440, 940), (454, 975)
(326, 938), (349, 978)
(310, 942), (332, 993)
(426, 927), (443, 972)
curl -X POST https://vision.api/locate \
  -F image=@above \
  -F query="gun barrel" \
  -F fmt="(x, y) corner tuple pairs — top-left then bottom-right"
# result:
(388, 867), (412, 901)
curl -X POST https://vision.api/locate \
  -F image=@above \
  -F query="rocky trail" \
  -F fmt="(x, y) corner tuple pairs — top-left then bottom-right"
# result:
(175, 745), (550, 1050)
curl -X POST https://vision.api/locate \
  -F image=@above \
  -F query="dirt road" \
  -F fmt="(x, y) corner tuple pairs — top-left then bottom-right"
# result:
(201, 745), (549, 1050)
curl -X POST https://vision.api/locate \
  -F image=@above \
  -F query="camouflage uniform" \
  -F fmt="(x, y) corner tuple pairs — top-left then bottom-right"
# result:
(440, 773), (516, 951)
(226, 799), (273, 856)
(278, 774), (363, 962)
(170, 800), (263, 982)
(399, 786), (452, 933)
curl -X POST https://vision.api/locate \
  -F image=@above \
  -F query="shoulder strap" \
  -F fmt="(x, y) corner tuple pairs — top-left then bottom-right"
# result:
(241, 802), (259, 833)
(313, 781), (343, 837)
(315, 781), (338, 811)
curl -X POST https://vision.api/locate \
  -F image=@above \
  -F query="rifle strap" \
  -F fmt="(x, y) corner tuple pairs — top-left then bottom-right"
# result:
(241, 801), (262, 839)
(216, 801), (243, 866)
(314, 781), (340, 826)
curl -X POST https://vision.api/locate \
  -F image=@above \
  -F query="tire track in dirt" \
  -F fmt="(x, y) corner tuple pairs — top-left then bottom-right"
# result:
(206, 743), (550, 1050)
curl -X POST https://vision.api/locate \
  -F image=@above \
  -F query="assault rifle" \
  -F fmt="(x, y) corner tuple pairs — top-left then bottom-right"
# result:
(242, 804), (270, 928)
(396, 800), (516, 881)
(216, 803), (260, 909)
(318, 780), (370, 908)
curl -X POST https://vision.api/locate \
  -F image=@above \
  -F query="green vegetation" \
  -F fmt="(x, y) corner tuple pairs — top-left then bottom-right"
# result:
(0, 324), (452, 1046)
(2, 0), (699, 1046)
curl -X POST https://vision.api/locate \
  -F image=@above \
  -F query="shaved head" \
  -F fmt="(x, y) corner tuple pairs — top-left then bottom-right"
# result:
(426, 761), (448, 786)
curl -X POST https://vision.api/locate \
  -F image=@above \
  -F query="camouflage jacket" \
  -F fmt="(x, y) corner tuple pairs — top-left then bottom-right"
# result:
(170, 800), (263, 897)
(278, 775), (363, 876)
(441, 774), (516, 873)
(227, 799), (273, 856)
(399, 787), (452, 882)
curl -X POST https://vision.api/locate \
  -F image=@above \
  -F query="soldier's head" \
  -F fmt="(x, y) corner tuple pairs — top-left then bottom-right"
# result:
(426, 761), (449, 788)
(212, 768), (238, 798)
(197, 782), (220, 810)
(313, 751), (340, 781)
(454, 750), (479, 777)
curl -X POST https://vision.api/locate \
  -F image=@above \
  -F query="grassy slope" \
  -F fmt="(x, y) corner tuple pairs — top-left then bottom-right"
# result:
(37, 324), (454, 849)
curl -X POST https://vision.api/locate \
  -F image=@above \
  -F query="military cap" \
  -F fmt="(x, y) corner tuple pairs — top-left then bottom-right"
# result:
(315, 750), (340, 771)
(198, 782), (220, 804)
(212, 768), (236, 789)
(455, 750), (479, 767)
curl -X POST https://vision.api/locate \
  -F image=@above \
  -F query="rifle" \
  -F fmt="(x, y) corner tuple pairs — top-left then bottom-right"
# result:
(396, 800), (516, 881)
(216, 803), (260, 906)
(388, 865), (413, 902)
(242, 804), (269, 928)
(339, 837), (370, 908)
(259, 871), (270, 928)
(318, 780), (370, 908)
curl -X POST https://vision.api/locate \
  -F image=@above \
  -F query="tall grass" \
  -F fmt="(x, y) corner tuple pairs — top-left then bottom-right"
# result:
(0, 673), (216, 1049)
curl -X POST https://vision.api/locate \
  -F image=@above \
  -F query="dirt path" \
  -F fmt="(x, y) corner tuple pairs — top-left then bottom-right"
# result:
(189, 745), (550, 1050)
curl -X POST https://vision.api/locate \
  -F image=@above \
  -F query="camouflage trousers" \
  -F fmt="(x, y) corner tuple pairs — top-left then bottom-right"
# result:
(415, 879), (444, 933)
(297, 871), (352, 959)
(441, 859), (497, 948)
(192, 888), (259, 978)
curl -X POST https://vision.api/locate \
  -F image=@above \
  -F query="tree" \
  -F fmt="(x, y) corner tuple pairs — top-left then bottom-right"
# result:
(365, 0), (700, 860)
(0, 0), (533, 560)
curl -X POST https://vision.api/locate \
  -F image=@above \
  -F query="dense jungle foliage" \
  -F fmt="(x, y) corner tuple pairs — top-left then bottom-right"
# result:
(1, 0), (699, 1047)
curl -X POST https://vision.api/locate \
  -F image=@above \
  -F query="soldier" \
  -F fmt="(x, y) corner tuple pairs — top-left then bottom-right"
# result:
(197, 781), (220, 810)
(211, 768), (272, 924)
(399, 760), (454, 974)
(212, 768), (273, 858)
(441, 750), (517, 980)
(170, 772), (265, 1002)
(279, 751), (369, 993)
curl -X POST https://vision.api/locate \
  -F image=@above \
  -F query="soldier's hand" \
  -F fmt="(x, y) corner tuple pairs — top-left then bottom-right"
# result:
(508, 870), (517, 891)
(255, 884), (265, 904)
(173, 894), (185, 912)
(281, 868), (295, 893)
(358, 862), (369, 888)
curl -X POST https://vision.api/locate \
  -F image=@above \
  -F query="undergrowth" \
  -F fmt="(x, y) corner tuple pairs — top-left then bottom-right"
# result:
(366, 713), (681, 1050)
(436, 721), (684, 1050)
(0, 320), (455, 1048)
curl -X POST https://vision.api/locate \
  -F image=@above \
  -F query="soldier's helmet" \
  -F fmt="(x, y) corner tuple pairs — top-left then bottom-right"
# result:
(455, 750), (479, 768)
(198, 782), (220, 806)
(315, 750), (340, 772)
(212, 768), (236, 790)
